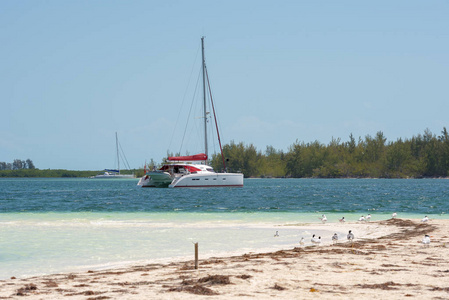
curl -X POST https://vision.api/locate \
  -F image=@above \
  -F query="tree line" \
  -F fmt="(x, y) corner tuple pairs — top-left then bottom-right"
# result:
(0, 159), (35, 170)
(209, 128), (449, 178)
(2, 128), (448, 179)
(0, 169), (100, 178)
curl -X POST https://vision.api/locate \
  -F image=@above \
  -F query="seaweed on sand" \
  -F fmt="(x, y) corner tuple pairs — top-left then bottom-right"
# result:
(198, 275), (231, 285)
(168, 274), (232, 295)
(272, 283), (286, 290)
(15, 283), (37, 296)
(168, 284), (218, 296)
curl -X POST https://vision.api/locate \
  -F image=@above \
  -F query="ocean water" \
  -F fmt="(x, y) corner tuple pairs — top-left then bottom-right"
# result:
(1, 178), (448, 279)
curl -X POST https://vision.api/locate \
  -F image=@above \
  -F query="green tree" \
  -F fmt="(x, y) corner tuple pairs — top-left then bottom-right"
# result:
(285, 141), (304, 177)
(26, 159), (35, 169)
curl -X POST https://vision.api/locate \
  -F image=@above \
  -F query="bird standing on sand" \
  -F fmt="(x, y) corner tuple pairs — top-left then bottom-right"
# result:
(366, 214), (372, 221)
(359, 215), (366, 222)
(274, 231), (279, 237)
(422, 216), (429, 222)
(319, 214), (327, 223)
(311, 236), (322, 245)
(422, 234), (430, 246)
(332, 233), (338, 244)
(392, 212), (397, 218)
(299, 237), (305, 246)
(347, 230), (354, 241)
(339, 217), (345, 223)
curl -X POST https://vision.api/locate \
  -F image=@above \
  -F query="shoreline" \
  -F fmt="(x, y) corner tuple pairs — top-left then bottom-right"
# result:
(2, 175), (449, 179)
(1, 218), (448, 299)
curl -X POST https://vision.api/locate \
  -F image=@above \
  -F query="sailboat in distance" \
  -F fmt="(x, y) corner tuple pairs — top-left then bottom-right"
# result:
(138, 37), (244, 188)
(92, 132), (135, 179)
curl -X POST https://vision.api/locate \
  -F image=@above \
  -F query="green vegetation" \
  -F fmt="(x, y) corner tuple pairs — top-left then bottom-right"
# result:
(0, 158), (142, 178)
(0, 169), (142, 178)
(2, 128), (448, 179)
(0, 158), (140, 178)
(0, 169), (99, 178)
(0, 159), (35, 171)
(210, 128), (449, 178)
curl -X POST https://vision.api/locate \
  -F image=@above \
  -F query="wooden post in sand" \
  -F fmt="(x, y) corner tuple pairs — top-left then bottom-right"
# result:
(194, 242), (199, 269)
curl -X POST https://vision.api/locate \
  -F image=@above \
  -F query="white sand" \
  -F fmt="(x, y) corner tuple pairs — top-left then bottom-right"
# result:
(1, 218), (448, 299)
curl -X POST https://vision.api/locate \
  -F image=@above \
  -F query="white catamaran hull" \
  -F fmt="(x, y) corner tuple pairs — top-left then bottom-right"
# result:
(140, 171), (173, 188)
(169, 173), (243, 188)
(138, 172), (243, 188)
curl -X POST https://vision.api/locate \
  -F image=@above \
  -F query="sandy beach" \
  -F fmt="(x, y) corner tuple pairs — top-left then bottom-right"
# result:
(1, 218), (448, 299)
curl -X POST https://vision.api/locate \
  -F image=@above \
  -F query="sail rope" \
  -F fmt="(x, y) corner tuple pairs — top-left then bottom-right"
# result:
(118, 141), (132, 170)
(205, 66), (226, 171)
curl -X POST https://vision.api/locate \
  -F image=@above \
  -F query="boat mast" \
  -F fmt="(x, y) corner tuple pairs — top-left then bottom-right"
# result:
(116, 132), (120, 174)
(201, 36), (208, 160)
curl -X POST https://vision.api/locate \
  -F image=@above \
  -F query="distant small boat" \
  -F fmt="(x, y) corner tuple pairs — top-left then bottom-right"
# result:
(91, 132), (135, 179)
(92, 169), (135, 179)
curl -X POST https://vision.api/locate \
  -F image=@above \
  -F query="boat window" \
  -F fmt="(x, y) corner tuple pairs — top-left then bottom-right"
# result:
(206, 168), (214, 172)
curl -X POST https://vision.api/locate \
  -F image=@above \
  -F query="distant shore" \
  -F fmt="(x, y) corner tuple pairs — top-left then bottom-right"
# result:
(0, 169), (140, 178)
(1, 218), (448, 299)
(1, 170), (448, 180)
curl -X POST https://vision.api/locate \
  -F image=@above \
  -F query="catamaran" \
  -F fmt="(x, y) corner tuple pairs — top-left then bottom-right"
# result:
(92, 132), (135, 179)
(138, 37), (244, 188)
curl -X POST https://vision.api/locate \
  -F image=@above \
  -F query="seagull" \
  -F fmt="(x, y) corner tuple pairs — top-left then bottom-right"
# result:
(299, 237), (305, 246)
(422, 234), (430, 246)
(274, 231), (279, 237)
(366, 214), (372, 221)
(347, 230), (354, 241)
(311, 236), (322, 245)
(311, 234), (321, 244)
(339, 217), (345, 223)
(421, 216), (429, 222)
(332, 233), (338, 244)
(359, 215), (366, 222)
(319, 214), (327, 223)
(392, 212), (397, 219)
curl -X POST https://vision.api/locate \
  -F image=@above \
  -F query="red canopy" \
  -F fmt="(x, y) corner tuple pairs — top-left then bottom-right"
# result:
(168, 153), (208, 161)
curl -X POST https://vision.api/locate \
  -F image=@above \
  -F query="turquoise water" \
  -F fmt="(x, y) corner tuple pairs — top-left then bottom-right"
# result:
(1, 178), (448, 279)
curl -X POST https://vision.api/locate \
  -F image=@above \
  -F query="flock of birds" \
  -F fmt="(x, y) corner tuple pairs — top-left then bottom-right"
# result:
(274, 212), (433, 247)
(304, 230), (354, 246)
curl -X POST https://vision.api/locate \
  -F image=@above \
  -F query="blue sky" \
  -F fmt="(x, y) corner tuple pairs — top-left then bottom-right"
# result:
(1, 1), (448, 170)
